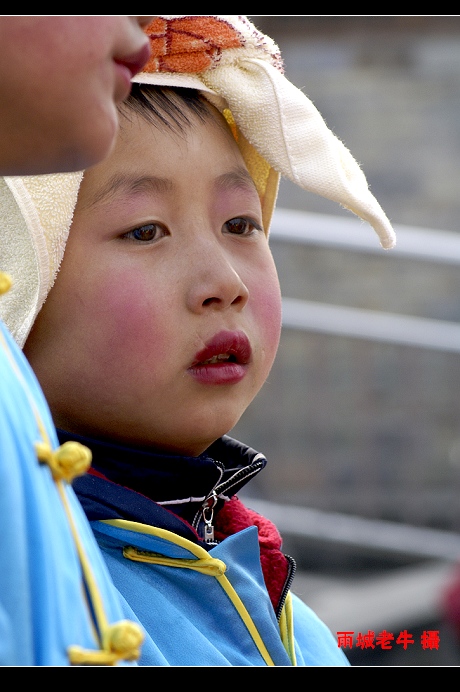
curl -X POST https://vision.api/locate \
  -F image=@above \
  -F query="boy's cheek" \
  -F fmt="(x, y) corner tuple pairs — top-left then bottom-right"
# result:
(250, 282), (283, 357)
(93, 272), (170, 362)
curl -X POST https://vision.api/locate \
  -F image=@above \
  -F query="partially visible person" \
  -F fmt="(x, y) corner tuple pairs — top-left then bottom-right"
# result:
(0, 15), (152, 666)
(6, 16), (396, 666)
(0, 16), (152, 175)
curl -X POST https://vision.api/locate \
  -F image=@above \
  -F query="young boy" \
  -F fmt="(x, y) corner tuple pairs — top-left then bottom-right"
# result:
(0, 15), (153, 666)
(3, 16), (395, 666)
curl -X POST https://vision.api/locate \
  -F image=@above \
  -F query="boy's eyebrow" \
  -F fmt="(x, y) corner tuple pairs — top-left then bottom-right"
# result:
(83, 167), (257, 210)
(83, 173), (173, 208)
(214, 168), (258, 194)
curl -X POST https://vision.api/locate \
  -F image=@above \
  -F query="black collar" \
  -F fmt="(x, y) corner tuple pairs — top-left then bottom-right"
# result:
(58, 430), (266, 545)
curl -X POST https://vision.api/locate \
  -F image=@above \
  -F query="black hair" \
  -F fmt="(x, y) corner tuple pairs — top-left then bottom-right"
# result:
(120, 83), (214, 135)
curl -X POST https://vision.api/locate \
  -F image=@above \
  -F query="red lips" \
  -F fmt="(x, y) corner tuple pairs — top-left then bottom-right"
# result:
(191, 330), (251, 367)
(189, 330), (252, 385)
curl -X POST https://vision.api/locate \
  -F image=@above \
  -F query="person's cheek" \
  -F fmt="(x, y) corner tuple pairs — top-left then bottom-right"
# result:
(92, 268), (170, 370)
(250, 277), (282, 367)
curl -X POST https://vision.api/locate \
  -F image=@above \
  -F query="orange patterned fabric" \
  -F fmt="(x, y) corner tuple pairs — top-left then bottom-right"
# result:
(144, 16), (245, 74)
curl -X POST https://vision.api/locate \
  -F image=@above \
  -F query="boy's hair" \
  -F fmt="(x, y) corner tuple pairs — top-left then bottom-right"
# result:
(121, 83), (212, 135)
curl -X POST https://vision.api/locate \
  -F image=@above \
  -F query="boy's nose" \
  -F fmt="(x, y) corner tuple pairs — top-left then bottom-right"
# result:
(185, 246), (249, 314)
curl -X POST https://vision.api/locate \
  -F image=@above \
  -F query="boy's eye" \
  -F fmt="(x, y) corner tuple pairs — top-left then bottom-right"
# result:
(224, 217), (262, 236)
(122, 223), (164, 242)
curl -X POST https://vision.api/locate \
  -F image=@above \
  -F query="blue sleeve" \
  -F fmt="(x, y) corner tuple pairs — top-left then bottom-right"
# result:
(0, 321), (138, 665)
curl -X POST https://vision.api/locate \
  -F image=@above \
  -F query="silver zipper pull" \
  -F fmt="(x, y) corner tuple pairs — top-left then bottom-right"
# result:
(203, 520), (215, 544)
(202, 491), (217, 544)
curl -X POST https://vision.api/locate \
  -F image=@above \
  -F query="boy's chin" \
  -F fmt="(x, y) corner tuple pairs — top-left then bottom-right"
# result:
(153, 428), (238, 458)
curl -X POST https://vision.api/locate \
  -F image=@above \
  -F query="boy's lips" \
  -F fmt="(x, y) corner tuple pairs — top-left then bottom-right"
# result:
(191, 330), (252, 367)
(189, 330), (252, 385)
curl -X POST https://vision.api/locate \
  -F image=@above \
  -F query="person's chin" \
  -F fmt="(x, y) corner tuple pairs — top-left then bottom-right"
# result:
(72, 111), (118, 172)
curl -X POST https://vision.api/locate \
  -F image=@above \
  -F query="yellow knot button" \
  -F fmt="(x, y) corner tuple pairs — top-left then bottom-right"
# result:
(67, 620), (144, 665)
(35, 440), (92, 482)
(104, 620), (144, 660)
(0, 272), (12, 295)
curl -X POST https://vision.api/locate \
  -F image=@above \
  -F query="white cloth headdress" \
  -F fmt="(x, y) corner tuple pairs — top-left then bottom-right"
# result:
(0, 15), (395, 348)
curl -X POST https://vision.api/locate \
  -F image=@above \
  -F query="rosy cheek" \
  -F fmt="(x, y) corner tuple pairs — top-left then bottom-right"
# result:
(94, 270), (169, 365)
(250, 278), (282, 362)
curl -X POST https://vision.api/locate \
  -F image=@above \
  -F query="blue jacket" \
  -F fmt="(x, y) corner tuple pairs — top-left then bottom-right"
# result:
(0, 320), (141, 666)
(68, 431), (350, 666)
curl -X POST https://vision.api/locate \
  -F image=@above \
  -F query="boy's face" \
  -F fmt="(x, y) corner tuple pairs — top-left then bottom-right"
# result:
(0, 16), (151, 175)
(25, 104), (282, 457)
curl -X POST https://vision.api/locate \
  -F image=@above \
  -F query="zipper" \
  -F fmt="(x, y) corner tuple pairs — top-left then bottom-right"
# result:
(275, 554), (296, 621)
(194, 456), (265, 544)
(202, 490), (218, 544)
(192, 459), (224, 543)
(214, 454), (265, 497)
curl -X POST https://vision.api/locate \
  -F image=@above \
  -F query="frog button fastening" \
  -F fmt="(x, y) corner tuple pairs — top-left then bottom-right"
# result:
(35, 440), (92, 482)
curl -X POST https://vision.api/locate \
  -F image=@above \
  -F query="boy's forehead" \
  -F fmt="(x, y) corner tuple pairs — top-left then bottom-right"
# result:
(78, 114), (259, 211)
